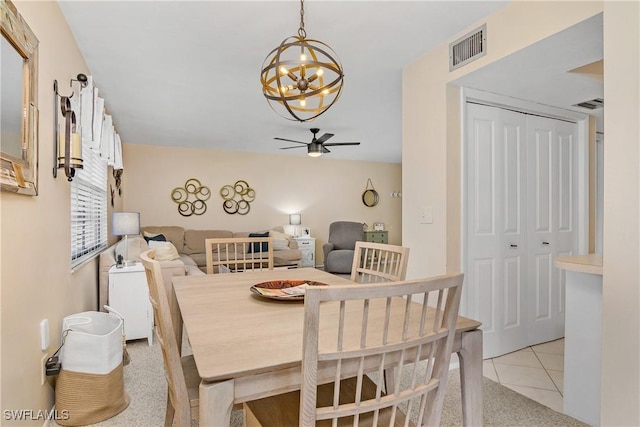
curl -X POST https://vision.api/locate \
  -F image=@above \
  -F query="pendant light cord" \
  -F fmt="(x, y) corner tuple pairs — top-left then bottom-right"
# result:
(298, 0), (306, 38)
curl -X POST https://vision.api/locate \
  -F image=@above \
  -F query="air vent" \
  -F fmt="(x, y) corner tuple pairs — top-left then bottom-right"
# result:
(573, 98), (604, 110)
(449, 24), (487, 71)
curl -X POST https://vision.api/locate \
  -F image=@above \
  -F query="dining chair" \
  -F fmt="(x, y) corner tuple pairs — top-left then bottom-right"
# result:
(244, 273), (464, 427)
(140, 250), (200, 427)
(349, 241), (411, 391)
(350, 241), (410, 283)
(205, 237), (274, 274)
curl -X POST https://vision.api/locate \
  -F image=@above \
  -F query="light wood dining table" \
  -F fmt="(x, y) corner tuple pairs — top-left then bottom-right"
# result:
(172, 268), (483, 426)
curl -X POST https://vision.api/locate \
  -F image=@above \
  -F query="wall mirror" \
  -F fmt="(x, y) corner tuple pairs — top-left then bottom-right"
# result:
(1, 0), (39, 195)
(362, 178), (379, 207)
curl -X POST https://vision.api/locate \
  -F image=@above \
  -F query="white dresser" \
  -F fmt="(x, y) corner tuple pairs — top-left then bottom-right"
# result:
(293, 237), (316, 268)
(108, 263), (153, 345)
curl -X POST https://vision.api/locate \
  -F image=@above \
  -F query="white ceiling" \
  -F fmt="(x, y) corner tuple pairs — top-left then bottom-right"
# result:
(58, 1), (603, 164)
(453, 13), (604, 130)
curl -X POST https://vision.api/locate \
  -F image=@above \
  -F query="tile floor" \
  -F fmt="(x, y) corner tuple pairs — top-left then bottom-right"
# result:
(483, 338), (565, 413)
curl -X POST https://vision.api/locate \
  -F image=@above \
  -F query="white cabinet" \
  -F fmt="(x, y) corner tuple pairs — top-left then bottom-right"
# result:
(108, 263), (153, 345)
(293, 237), (316, 268)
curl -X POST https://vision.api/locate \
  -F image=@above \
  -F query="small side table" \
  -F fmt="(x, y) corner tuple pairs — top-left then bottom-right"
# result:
(293, 237), (316, 268)
(108, 263), (153, 345)
(364, 230), (388, 244)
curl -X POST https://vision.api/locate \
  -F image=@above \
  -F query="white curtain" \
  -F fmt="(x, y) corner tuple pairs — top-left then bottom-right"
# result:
(78, 75), (123, 169)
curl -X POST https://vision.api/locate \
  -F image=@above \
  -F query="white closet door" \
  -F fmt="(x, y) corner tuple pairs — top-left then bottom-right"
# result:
(466, 103), (528, 358)
(465, 104), (578, 358)
(526, 116), (577, 344)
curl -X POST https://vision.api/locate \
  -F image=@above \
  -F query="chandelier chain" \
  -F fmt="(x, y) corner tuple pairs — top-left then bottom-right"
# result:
(298, 0), (306, 38)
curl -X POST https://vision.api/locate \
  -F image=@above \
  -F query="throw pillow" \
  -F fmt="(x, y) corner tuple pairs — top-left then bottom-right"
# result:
(115, 236), (149, 262)
(272, 239), (289, 251)
(143, 231), (167, 243)
(247, 232), (269, 253)
(148, 241), (180, 261)
(269, 229), (292, 241)
(270, 229), (292, 250)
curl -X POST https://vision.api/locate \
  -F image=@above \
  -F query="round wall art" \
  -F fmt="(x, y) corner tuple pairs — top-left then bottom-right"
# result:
(220, 180), (255, 215)
(171, 178), (211, 216)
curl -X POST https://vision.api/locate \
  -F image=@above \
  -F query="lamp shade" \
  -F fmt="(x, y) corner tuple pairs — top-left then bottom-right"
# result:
(112, 212), (140, 236)
(289, 214), (302, 225)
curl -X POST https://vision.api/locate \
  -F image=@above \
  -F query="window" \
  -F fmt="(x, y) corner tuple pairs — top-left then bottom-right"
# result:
(70, 146), (108, 268)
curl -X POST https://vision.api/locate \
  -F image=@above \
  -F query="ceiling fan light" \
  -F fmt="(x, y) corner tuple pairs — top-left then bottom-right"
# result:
(307, 141), (323, 157)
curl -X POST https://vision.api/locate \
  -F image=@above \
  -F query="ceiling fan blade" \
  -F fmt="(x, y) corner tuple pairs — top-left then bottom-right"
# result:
(315, 133), (334, 144)
(323, 142), (361, 147)
(274, 137), (308, 145)
(322, 146), (331, 153)
(279, 146), (307, 150)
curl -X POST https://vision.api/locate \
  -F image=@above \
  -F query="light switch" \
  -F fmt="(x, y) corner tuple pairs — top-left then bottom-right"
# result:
(420, 206), (433, 224)
(40, 319), (49, 351)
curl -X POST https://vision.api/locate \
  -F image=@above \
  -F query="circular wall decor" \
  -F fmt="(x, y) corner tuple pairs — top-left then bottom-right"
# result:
(362, 178), (379, 207)
(220, 179), (255, 215)
(171, 178), (211, 216)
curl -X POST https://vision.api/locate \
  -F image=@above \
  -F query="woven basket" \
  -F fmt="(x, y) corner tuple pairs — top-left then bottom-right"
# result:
(55, 363), (129, 426)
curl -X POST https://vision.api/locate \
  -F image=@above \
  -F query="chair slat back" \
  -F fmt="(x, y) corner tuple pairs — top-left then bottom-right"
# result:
(300, 273), (463, 427)
(205, 237), (274, 274)
(350, 241), (410, 283)
(140, 250), (191, 427)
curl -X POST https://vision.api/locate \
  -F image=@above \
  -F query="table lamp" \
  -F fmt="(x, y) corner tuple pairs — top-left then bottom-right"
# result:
(289, 213), (301, 237)
(112, 212), (140, 266)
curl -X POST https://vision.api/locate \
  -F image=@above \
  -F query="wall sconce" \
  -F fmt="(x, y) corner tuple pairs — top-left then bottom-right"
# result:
(112, 212), (140, 267)
(53, 74), (87, 181)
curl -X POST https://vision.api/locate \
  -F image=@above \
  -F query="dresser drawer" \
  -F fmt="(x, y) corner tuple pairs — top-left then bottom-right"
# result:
(364, 231), (388, 244)
(297, 239), (314, 248)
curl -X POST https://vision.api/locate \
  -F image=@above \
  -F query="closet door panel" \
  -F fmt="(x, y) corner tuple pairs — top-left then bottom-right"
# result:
(527, 116), (577, 344)
(466, 104), (527, 358)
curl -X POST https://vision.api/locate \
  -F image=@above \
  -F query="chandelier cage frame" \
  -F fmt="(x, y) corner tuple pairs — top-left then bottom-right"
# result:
(260, 0), (344, 122)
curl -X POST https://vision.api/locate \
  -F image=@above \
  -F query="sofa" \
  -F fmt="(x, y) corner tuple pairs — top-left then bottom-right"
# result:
(99, 225), (302, 310)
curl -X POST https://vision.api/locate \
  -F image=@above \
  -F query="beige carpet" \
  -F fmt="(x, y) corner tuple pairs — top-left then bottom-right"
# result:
(68, 338), (587, 427)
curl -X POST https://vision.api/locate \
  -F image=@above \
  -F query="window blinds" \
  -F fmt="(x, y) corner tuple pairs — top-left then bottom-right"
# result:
(70, 144), (107, 268)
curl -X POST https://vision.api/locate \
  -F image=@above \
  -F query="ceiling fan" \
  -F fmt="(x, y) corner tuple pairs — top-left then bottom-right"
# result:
(275, 128), (360, 157)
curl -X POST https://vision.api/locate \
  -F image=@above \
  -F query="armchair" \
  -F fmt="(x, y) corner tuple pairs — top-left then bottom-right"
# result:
(322, 221), (364, 274)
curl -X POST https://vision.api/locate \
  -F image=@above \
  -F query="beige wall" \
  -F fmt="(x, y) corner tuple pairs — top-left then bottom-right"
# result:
(0, 1), (123, 424)
(123, 144), (402, 264)
(404, 0), (640, 424)
(601, 1), (640, 425)
(402, 0), (602, 279)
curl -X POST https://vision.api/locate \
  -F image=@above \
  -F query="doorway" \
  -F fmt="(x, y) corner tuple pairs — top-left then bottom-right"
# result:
(462, 94), (588, 359)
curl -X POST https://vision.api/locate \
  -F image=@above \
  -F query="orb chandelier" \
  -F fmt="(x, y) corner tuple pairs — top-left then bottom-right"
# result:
(260, 0), (344, 122)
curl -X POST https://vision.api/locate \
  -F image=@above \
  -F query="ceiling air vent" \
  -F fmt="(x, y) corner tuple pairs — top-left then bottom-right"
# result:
(573, 98), (604, 110)
(449, 24), (487, 71)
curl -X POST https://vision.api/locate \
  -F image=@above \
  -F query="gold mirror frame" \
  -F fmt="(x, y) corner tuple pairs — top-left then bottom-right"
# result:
(362, 189), (379, 207)
(1, 0), (39, 195)
(362, 178), (379, 207)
